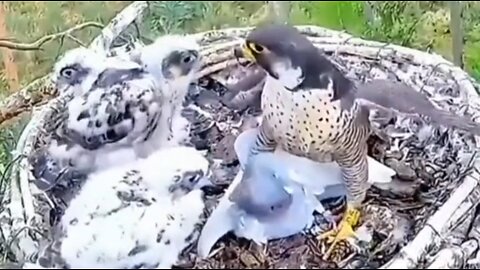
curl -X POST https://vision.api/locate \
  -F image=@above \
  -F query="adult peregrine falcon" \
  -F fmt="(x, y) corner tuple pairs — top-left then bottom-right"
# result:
(231, 24), (480, 260)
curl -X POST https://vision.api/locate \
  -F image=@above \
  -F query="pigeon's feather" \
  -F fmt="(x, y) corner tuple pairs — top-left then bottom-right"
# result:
(37, 146), (211, 269)
(197, 128), (395, 258)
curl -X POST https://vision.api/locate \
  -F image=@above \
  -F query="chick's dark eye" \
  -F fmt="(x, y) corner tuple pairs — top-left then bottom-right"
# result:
(187, 174), (198, 183)
(182, 55), (192, 64)
(60, 67), (76, 78)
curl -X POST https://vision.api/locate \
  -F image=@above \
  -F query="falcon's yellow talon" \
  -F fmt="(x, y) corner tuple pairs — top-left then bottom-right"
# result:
(318, 206), (361, 261)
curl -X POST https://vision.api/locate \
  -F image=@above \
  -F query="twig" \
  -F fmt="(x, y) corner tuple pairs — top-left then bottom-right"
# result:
(380, 169), (480, 269)
(0, 22), (103, 51)
(0, 1), (148, 127)
(66, 34), (87, 48)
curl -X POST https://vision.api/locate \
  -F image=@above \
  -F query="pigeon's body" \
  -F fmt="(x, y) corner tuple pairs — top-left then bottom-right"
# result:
(197, 128), (395, 258)
(31, 37), (202, 191)
(36, 146), (211, 269)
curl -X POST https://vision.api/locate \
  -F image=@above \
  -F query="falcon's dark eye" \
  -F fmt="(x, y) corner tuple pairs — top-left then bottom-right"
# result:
(60, 67), (76, 79)
(249, 43), (265, 54)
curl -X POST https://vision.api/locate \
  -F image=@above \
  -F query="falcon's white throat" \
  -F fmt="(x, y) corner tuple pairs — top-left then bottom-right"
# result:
(270, 60), (304, 90)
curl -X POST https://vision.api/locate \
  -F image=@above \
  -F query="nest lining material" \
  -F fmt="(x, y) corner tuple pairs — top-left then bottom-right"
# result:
(2, 12), (480, 269)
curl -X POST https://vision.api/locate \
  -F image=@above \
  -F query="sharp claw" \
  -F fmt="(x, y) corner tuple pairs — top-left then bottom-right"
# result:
(317, 206), (361, 262)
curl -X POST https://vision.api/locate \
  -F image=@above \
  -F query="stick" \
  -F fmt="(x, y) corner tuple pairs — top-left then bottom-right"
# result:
(0, 22), (103, 51)
(380, 168), (480, 269)
(0, 1), (148, 127)
(426, 239), (478, 269)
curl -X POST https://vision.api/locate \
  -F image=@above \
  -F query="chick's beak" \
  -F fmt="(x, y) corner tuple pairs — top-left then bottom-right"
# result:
(195, 168), (214, 189)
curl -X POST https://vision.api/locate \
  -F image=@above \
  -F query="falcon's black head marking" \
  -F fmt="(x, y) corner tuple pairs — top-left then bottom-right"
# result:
(242, 24), (353, 100)
(161, 49), (200, 79)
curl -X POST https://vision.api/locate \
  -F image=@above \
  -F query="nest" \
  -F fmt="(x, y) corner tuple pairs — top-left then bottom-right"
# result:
(3, 4), (480, 269)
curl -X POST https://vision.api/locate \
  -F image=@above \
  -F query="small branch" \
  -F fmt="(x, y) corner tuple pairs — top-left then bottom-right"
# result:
(66, 34), (87, 47)
(0, 22), (103, 51)
(0, 1), (149, 127)
(89, 1), (148, 54)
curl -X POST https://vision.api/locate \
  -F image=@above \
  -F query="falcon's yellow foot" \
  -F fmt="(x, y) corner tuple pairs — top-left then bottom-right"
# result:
(317, 206), (361, 261)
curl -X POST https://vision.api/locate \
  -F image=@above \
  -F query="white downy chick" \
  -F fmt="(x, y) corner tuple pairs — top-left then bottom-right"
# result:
(36, 146), (212, 269)
(131, 34), (202, 148)
(30, 41), (201, 191)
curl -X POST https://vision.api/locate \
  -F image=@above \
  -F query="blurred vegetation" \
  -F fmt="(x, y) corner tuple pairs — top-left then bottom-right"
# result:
(135, 1), (480, 79)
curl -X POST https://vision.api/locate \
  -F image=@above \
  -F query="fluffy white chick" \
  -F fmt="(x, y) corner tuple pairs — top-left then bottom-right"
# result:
(130, 34), (202, 148)
(35, 146), (211, 269)
(30, 41), (202, 191)
(31, 48), (162, 190)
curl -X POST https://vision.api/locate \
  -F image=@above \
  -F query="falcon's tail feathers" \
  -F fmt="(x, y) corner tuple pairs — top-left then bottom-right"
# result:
(356, 79), (480, 135)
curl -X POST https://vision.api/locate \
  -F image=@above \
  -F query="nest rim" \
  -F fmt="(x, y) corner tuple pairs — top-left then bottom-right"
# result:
(4, 24), (480, 268)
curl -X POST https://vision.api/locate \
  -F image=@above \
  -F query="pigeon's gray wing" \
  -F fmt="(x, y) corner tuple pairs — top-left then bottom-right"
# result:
(64, 67), (163, 151)
(228, 162), (293, 220)
(355, 79), (480, 134)
(229, 128), (293, 220)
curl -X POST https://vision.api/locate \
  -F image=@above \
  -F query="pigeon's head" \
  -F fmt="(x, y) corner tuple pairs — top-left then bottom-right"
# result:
(140, 146), (212, 199)
(228, 152), (294, 221)
(132, 35), (201, 98)
(52, 47), (107, 97)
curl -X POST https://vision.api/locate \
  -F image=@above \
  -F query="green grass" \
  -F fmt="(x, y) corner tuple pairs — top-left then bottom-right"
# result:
(1, 1), (130, 87)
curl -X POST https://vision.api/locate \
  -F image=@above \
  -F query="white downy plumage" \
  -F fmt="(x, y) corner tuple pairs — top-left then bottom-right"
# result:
(130, 34), (202, 150)
(31, 36), (202, 191)
(197, 128), (396, 258)
(51, 146), (211, 269)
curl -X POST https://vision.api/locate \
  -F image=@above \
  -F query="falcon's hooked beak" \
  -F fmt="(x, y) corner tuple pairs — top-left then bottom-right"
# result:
(240, 42), (257, 63)
(235, 40), (304, 91)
